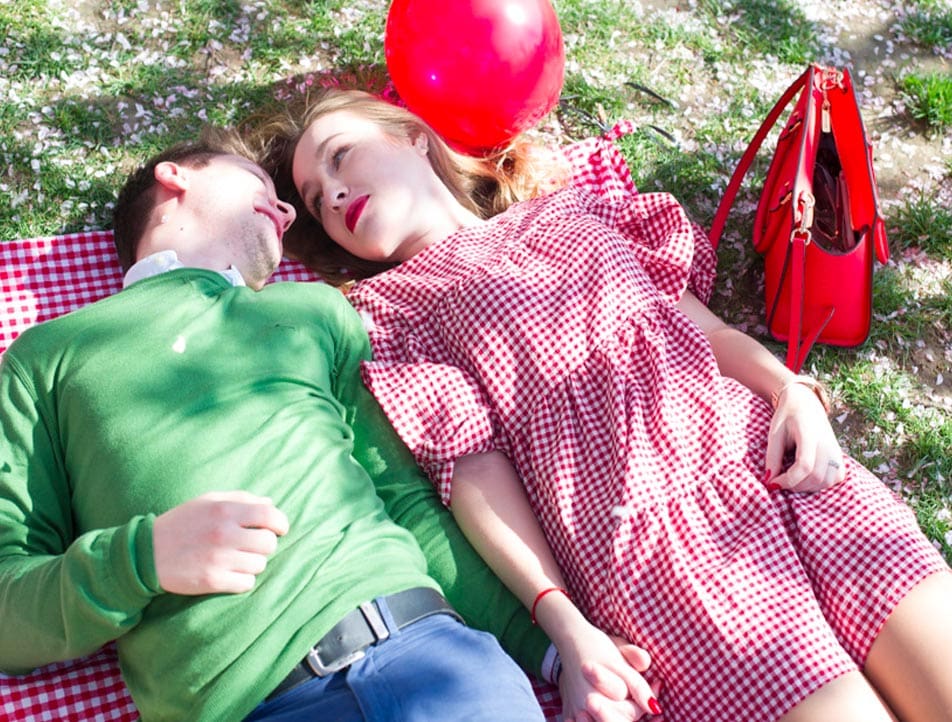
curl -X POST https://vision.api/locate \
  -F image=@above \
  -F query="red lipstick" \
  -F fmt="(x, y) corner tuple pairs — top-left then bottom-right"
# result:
(345, 195), (368, 233)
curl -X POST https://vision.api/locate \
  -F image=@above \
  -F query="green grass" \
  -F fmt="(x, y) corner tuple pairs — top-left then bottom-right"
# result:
(890, 193), (952, 260)
(696, 0), (820, 63)
(617, 130), (725, 209)
(0, 10), (77, 82)
(898, 0), (952, 50)
(1, 0), (949, 560)
(899, 71), (952, 132)
(838, 357), (951, 534)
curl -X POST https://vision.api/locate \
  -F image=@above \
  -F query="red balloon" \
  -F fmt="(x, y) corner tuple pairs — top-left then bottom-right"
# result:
(385, 0), (565, 153)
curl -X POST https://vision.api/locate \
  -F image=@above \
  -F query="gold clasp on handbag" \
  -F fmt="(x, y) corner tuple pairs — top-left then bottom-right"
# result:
(818, 68), (843, 133)
(791, 191), (815, 244)
(818, 67), (844, 92)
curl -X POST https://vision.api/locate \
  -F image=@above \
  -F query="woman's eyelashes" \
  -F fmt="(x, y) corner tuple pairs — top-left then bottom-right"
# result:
(305, 145), (352, 221)
(307, 145), (350, 220)
(331, 145), (349, 169)
(308, 192), (323, 220)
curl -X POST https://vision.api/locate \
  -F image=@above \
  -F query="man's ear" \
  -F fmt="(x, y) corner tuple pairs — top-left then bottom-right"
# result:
(154, 161), (190, 193)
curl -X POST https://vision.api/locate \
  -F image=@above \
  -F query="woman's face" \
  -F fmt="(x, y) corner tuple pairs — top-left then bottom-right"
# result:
(292, 109), (443, 263)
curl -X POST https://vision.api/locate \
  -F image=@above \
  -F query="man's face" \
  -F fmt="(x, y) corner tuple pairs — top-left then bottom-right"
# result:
(187, 154), (296, 289)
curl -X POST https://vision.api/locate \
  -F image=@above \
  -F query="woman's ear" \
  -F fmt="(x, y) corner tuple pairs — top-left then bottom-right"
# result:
(154, 161), (190, 193)
(412, 131), (429, 156)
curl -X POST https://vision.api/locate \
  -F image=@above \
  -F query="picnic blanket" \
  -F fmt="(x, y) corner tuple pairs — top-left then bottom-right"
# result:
(0, 230), (319, 356)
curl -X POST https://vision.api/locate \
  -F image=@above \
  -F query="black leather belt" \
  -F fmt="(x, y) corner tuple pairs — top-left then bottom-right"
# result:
(267, 587), (461, 702)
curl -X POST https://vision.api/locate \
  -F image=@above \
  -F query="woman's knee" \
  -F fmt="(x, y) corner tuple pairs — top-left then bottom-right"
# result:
(778, 671), (895, 722)
(864, 571), (952, 721)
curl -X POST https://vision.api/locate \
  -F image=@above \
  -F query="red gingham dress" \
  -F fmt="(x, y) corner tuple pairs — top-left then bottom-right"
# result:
(349, 129), (948, 721)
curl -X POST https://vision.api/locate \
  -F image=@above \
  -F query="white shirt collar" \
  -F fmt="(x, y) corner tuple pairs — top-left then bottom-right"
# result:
(123, 250), (246, 289)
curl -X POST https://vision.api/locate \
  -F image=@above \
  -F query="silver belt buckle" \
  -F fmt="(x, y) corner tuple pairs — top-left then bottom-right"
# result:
(305, 601), (391, 677)
(305, 645), (366, 678)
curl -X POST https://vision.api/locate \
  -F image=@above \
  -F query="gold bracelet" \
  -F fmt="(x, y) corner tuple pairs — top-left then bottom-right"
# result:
(770, 375), (831, 414)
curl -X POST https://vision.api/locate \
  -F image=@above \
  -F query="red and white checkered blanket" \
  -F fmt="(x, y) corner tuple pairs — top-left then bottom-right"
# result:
(0, 229), (319, 356)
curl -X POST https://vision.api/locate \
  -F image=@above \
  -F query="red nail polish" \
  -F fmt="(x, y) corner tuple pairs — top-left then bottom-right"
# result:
(649, 697), (663, 715)
(762, 469), (773, 484)
(766, 482), (782, 491)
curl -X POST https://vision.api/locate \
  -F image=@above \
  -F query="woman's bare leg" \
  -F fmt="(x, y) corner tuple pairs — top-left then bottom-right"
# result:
(864, 571), (952, 721)
(777, 670), (896, 722)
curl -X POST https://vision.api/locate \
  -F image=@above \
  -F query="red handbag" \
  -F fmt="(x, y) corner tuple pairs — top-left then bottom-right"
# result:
(709, 64), (889, 372)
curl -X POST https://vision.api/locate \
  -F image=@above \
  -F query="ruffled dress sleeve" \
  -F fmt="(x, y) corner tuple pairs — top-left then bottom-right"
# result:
(360, 359), (496, 507)
(562, 120), (717, 304)
(355, 121), (718, 507)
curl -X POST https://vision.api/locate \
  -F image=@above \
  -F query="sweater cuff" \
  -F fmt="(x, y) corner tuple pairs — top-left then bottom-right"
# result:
(540, 642), (561, 685)
(129, 513), (161, 594)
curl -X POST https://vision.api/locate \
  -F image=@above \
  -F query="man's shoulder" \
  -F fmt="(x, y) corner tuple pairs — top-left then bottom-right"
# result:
(1, 289), (133, 371)
(263, 278), (338, 297)
(260, 280), (352, 311)
(3, 270), (199, 367)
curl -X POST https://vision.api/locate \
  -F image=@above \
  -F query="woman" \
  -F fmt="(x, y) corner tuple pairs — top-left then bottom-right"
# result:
(253, 89), (952, 722)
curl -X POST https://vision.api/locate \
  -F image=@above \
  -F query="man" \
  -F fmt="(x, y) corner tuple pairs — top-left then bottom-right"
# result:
(0, 140), (553, 721)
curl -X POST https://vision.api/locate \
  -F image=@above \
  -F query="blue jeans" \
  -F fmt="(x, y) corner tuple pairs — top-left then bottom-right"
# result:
(246, 607), (544, 721)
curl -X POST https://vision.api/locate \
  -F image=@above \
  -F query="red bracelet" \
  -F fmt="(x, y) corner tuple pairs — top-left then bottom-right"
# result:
(531, 587), (569, 625)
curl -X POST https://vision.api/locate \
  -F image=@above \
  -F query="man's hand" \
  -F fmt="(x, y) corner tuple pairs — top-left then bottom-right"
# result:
(153, 491), (289, 595)
(557, 622), (662, 722)
(573, 639), (664, 722)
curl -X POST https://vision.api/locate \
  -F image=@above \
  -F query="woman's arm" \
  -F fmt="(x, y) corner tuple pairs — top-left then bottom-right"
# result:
(676, 290), (845, 492)
(451, 451), (659, 721)
(331, 300), (552, 674)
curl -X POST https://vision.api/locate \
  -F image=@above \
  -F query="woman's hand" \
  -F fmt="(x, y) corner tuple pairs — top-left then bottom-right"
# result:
(676, 291), (846, 495)
(570, 637), (665, 722)
(765, 383), (845, 493)
(553, 615), (662, 722)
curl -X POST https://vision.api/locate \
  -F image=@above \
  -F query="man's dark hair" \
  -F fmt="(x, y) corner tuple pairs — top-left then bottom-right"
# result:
(112, 128), (256, 273)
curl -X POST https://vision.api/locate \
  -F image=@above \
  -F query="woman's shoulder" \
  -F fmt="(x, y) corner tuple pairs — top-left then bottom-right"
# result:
(502, 185), (612, 233)
(503, 184), (589, 216)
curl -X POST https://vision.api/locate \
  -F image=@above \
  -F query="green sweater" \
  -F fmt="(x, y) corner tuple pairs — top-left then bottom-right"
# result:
(0, 269), (548, 721)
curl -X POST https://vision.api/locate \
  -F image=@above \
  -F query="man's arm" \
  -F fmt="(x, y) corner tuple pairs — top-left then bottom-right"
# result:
(0, 356), (163, 673)
(348, 375), (552, 674)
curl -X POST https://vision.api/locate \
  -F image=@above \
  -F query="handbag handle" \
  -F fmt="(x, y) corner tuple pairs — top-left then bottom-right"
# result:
(778, 197), (836, 372)
(708, 67), (814, 250)
(708, 65), (822, 372)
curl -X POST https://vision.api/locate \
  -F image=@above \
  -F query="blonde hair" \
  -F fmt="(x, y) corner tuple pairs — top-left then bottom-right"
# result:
(246, 88), (565, 286)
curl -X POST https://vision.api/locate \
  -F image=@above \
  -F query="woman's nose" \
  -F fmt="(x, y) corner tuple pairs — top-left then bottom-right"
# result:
(327, 183), (348, 212)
